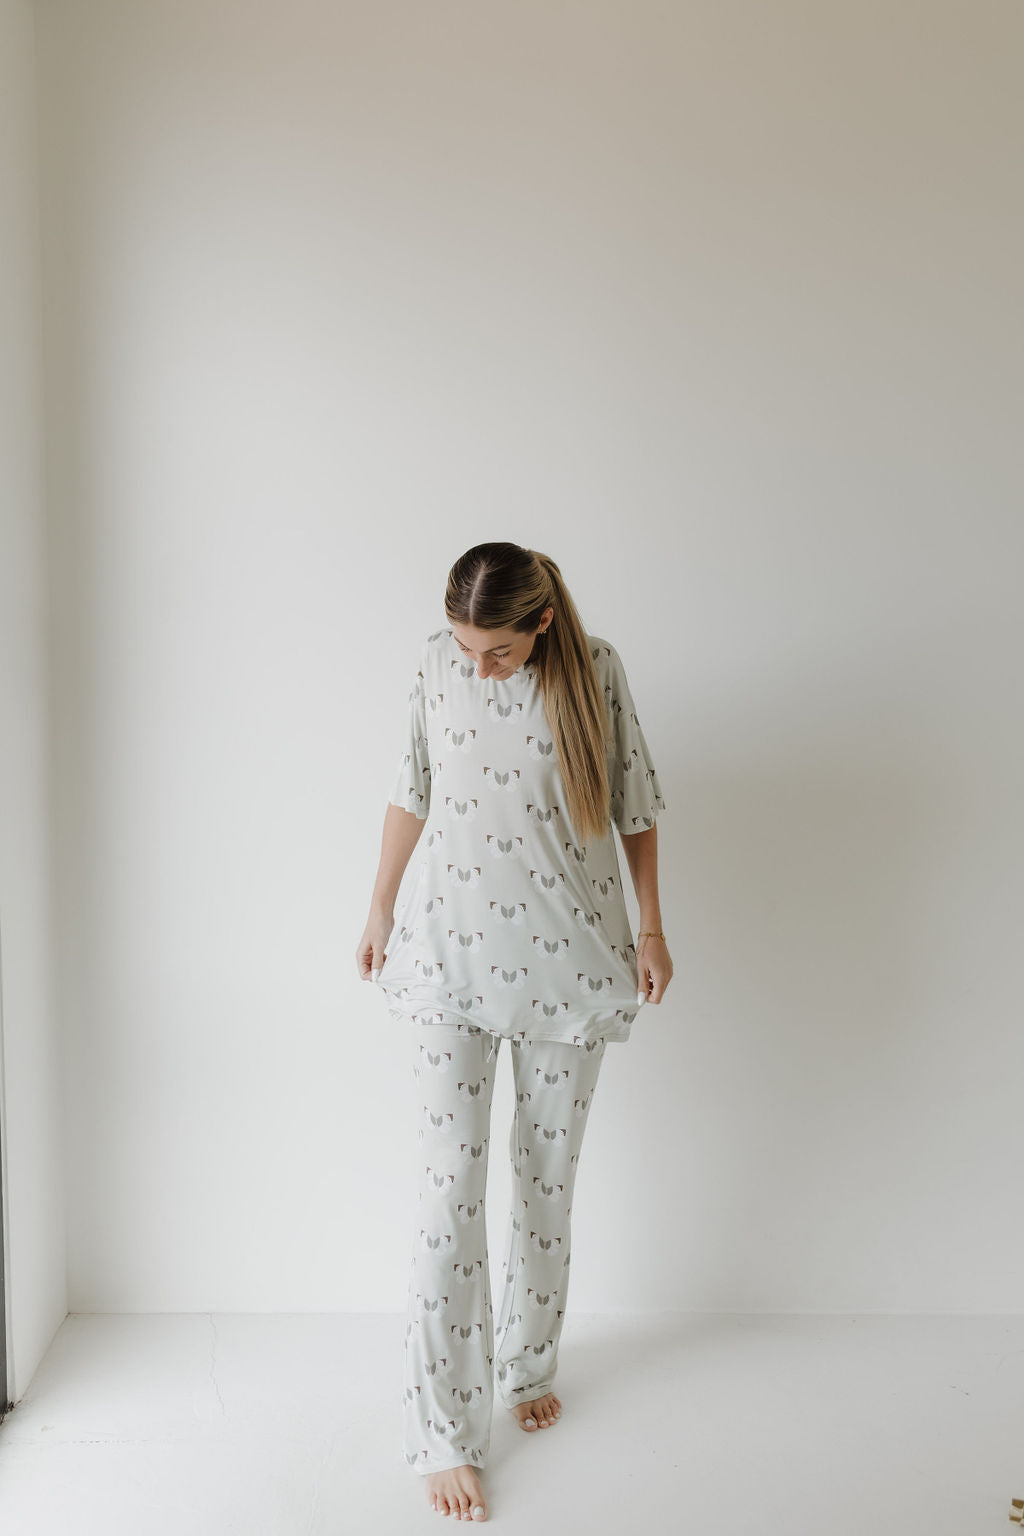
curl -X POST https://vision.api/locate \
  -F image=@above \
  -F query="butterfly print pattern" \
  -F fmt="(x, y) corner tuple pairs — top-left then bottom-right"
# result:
(400, 1022), (605, 1476)
(375, 629), (665, 1046)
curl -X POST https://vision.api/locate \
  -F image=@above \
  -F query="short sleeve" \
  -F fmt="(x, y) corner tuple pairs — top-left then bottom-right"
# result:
(388, 642), (431, 819)
(602, 641), (666, 834)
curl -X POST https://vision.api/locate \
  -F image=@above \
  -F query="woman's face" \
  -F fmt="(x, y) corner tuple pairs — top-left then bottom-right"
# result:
(450, 608), (554, 680)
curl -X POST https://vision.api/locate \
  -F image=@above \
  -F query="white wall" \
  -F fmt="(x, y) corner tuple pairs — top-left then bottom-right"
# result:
(0, 0), (68, 1401)
(32, 0), (1024, 1314)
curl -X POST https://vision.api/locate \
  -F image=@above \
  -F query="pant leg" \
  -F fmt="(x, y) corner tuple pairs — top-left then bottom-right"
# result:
(401, 1022), (501, 1474)
(492, 1033), (607, 1409)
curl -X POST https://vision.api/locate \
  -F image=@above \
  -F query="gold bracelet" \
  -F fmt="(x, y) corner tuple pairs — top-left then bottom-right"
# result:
(637, 930), (665, 942)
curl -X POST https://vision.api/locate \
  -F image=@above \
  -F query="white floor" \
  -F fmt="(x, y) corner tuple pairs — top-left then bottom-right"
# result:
(0, 1311), (1021, 1533)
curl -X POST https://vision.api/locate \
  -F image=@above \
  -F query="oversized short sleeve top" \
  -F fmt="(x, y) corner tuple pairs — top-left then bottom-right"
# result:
(373, 627), (666, 1045)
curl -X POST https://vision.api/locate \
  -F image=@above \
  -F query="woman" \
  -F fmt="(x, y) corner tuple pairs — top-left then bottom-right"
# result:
(356, 542), (672, 1522)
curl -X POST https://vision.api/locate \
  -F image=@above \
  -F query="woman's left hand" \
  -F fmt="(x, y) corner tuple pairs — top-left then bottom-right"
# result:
(636, 935), (673, 1004)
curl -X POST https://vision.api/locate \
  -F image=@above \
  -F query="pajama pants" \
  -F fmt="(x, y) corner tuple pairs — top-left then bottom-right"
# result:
(400, 1019), (607, 1475)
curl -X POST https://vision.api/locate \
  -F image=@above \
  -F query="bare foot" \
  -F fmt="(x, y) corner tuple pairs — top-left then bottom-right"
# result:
(511, 1391), (562, 1431)
(424, 1463), (487, 1520)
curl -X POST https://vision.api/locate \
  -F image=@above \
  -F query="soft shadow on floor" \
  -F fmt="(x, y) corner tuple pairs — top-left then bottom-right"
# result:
(1, 1311), (1021, 1534)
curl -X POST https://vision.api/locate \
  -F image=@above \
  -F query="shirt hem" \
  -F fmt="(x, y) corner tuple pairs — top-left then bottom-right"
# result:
(383, 999), (634, 1045)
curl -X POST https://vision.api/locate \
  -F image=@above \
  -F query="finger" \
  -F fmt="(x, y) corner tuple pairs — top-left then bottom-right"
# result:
(361, 939), (381, 980)
(648, 968), (670, 1003)
(371, 944), (385, 983)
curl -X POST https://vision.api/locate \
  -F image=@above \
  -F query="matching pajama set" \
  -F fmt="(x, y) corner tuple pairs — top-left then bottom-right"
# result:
(373, 626), (666, 1474)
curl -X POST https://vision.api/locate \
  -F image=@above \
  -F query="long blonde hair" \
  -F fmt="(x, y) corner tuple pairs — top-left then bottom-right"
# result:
(443, 542), (612, 844)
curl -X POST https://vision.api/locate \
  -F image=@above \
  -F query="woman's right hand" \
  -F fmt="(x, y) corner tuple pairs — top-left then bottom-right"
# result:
(356, 909), (394, 983)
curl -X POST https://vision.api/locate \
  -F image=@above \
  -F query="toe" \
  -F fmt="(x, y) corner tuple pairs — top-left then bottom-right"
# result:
(471, 1504), (487, 1522)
